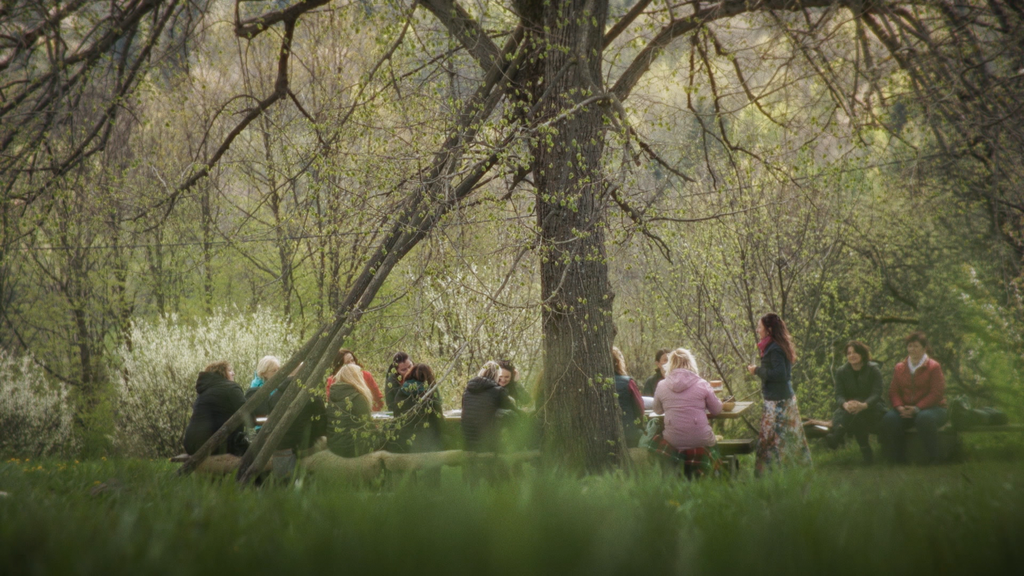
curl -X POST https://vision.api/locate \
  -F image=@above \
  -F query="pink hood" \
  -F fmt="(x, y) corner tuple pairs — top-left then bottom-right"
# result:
(653, 368), (722, 450)
(662, 367), (703, 393)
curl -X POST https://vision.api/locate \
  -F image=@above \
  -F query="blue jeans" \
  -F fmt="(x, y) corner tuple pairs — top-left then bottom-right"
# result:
(880, 407), (948, 463)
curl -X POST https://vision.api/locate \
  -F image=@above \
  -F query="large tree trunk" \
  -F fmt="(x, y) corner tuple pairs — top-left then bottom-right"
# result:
(527, 0), (628, 472)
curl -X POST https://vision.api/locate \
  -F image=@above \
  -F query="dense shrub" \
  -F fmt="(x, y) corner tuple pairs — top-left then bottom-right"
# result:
(112, 307), (301, 457)
(0, 351), (76, 457)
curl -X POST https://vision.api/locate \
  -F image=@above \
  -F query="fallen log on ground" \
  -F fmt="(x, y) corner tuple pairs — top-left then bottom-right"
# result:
(180, 447), (542, 480)
(191, 454), (272, 475)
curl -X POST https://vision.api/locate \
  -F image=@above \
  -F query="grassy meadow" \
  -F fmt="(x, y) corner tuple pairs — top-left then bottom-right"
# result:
(2, 436), (1023, 576)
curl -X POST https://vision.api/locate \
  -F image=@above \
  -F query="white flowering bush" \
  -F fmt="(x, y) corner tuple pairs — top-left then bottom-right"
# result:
(0, 350), (77, 457)
(113, 307), (301, 457)
(414, 266), (542, 395)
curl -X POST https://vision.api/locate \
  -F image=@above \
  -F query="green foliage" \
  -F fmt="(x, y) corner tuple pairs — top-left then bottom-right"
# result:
(4, 0), (1024, 461)
(1, 452), (1024, 574)
(113, 307), (302, 458)
(0, 352), (76, 458)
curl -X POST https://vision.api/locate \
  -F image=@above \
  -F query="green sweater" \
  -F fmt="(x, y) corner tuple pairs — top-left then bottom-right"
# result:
(326, 384), (375, 458)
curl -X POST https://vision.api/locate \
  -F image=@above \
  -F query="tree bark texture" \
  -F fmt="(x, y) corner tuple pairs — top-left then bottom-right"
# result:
(526, 0), (629, 472)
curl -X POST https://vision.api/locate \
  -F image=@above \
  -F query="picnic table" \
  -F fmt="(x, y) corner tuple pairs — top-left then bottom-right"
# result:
(644, 401), (754, 420)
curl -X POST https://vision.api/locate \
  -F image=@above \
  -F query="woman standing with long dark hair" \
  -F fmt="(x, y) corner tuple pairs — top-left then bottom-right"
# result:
(746, 313), (812, 474)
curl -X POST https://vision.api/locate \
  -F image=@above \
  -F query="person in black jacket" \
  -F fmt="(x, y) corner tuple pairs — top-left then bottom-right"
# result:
(265, 371), (327, 452)
(826, 341), (885, 463)
(462, 361), (516, 452)
(642, 348), (671, 396)
(183, 361), (248, 456)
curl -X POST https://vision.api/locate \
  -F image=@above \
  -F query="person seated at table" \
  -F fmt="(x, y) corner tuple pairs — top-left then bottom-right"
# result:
(497, 359), (531, 407)
(265, 364), (327, 452)
(825, 340), (885, 464)
(249, 355), (281, 390)
(880, 331), (948, 464)
(245, 355), (281, 430)
(183, 361), (248, 456)
(642, 348), (671, 396)
(390, 363), (444, 453)
(330, 348), (384, 411)
(462, 361), (517, 453)
(611, 346), (645, 447)
(384, 351), (414, 412)
(325, 363), (377, 457)
(651, 348), (723, 478)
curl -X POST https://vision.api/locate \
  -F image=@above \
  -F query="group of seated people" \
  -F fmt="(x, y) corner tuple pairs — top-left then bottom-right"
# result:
(181, 349), (533, 461)
(826, 331), (948, 465)
(182, 329), (951, 472)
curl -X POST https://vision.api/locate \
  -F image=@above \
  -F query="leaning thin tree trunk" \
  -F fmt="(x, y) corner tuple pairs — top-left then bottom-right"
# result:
(529, 0), (629, 473)
(176, 333), (321, 476)
(178, 46), (525, 483)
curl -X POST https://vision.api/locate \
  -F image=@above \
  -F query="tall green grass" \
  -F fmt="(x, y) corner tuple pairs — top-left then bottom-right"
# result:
(1, 440), (1022, 575)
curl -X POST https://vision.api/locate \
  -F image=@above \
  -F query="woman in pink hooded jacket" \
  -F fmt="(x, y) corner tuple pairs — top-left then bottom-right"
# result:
(653, 348), (723, 452)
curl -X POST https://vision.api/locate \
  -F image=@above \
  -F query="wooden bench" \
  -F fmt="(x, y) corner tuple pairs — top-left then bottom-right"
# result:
(717, 438), (755, 475)
(803, 418), (1023, 463)
(950, 423), (1023, 434)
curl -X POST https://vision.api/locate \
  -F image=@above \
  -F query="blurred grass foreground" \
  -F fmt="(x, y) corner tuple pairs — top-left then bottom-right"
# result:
(1, 438), (1022, 576)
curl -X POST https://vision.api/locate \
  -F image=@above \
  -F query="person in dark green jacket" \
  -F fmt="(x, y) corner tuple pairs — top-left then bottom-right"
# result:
(497, 359), (531, 407)
(826, 341), (886, 463)
(325, 363), (377, 457)
(384, 351), (414, 413)
(390, 363), (444, 454)
(183, 361), (248, 456)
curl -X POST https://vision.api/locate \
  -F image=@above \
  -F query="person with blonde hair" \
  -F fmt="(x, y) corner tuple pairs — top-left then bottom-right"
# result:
(249, 355), (281, 389)
(329, 349), (384, 411)
(245, 355), (282, 431)
(651, 348), (723, 478)
(611, 347), (645, 447)
(461, 360), (516, 452)
(326, 363), (377, 457)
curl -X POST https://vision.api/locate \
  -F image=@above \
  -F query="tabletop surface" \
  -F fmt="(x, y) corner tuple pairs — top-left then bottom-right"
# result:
(369, 402), (756, 420)
(645, 401), (754, 419)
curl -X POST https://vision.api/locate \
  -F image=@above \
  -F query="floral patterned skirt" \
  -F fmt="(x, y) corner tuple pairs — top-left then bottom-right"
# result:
(755, 396), (813, 475)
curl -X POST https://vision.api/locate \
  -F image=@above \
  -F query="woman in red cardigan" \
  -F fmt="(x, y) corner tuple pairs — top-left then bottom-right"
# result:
(326, 349), (384, 412)
(879, 331), (948, 464)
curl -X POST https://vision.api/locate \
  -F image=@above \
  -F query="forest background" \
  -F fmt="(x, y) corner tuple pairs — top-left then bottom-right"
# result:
(2, 0), (1024, 461)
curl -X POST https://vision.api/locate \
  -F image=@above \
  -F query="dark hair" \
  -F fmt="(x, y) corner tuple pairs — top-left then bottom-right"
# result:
(331, 348), (359, 374)
(905, 331), (929, 348)
(654, 348), (671, 362)
(845, 340), (871, 364)
(203, 360), (232, 380)
(407, 363), (435, 386)
(497, 359), (515, 374)
(387, 351), (410, 375)
(760, 313), (797, 363)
